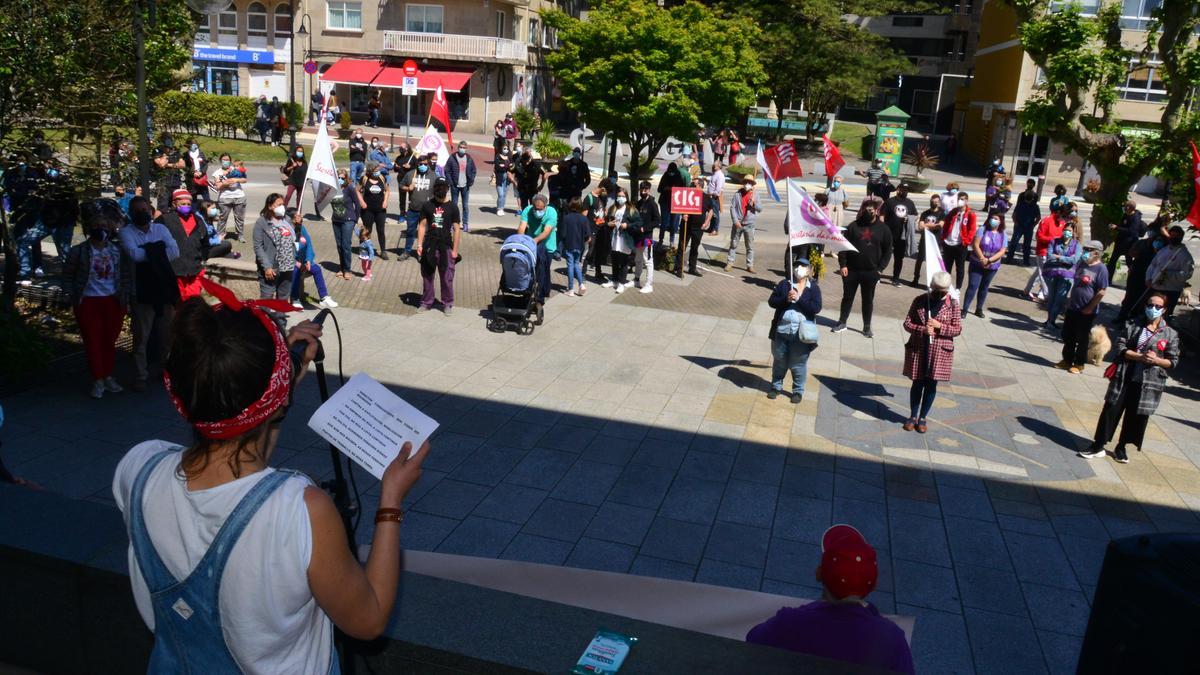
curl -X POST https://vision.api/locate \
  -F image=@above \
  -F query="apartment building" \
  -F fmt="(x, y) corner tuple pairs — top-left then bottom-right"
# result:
(843, 0), (984, 133)
(951, 0), (1169, 190)
(189, 0), (582, 135)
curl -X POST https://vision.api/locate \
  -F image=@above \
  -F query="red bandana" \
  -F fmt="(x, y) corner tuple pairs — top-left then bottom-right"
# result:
(163, 277), (298, 440)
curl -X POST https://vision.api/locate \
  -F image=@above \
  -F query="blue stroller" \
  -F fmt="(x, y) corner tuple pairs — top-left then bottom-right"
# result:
(488, 233), (543, 334)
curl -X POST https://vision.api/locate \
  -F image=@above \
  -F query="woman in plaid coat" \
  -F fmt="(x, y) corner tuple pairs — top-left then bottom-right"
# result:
(1079, 291), (1180, 464)
(902, 271), (963, 433)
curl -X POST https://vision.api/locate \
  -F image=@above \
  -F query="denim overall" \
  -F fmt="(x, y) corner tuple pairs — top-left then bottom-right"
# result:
(129, 452), (339, 674)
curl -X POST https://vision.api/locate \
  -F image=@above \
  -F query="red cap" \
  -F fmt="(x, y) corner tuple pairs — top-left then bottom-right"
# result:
(820, 524), (878, 600)
(171, 188), (191, 202)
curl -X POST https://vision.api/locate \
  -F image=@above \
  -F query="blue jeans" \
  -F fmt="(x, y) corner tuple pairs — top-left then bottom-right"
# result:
(349, 161), (365, 186)
(963, 266), (998, 313)
(496, 180), (508, 211)
(404, 210), (419, 253)
(564, 249), (585, 290)
(290, 263), (328, 300)
(1046, 276), (1073, 325)
(535, 240), (552, 301)
(369, 108), (380, 126)
(451, 184), (471, 228)
(16, 220), (48, 276)
(51, 223), (73, 260)
(331, 221), (354, 273)
(770, 335), (813, 395)
(1007, 222), (1034, 264)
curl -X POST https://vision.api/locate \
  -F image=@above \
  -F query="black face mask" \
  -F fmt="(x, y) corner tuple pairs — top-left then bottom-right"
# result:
(89, 228), (108, 241)
(931, 290), (948, 299)
(131, 211), (152, 227)
(433, 186), (449, 200)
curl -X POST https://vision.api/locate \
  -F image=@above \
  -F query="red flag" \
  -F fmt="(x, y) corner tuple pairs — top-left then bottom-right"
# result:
(1187, 140), (1200, 230)
(427, 84), (453, 144)
(759, 141), (804, 181)
(823, 134), (846, 178)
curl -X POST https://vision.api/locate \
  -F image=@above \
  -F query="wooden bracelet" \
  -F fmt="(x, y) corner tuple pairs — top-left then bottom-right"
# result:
(375, 508), (404, 525)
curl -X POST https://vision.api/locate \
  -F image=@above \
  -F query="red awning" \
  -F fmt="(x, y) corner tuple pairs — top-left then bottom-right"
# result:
(372, 67), (474, 93)
(319, 58), (383, 85)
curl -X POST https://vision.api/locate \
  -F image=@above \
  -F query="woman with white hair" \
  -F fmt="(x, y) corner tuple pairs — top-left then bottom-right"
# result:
(767, 258), (823, 403)
(901, 271), (962, 433)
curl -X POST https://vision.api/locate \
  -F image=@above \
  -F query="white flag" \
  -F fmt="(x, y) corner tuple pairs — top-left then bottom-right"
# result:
(304, 117), (339, 191)
(415, 124), (450, 168)
(923, 228), (961, 301)
(785, 179), (857, 254)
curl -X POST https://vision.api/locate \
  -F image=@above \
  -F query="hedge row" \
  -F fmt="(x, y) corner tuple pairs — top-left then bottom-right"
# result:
(153, 91), (303, 140)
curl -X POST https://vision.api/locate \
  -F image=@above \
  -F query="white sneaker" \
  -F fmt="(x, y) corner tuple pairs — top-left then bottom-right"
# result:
(291, 300), (304, 309)
(622, 281), (635, 289)
(601, 280), (614, 288)
(318, 296), (339, 308)
(565, 289), (577, 297)
(615, 284), (625, 294)
(33, 267), (45, 278)
(640, 284), (654, 294)
(104, 377), (123, 393)
(90, 380), (105, 399)
(578, 285), (587, 296)
(18, 279), (32, 287)
(497, 208), (505, 216)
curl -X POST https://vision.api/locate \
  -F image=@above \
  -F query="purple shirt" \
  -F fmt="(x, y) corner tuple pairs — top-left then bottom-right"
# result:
(746, 601), (914, 674)
(1068, 261), (1109, 312)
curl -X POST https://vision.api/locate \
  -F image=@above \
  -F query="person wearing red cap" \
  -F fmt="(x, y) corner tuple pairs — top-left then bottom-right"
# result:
(156, 188), (211, 301)
(746, 525), (913, 674)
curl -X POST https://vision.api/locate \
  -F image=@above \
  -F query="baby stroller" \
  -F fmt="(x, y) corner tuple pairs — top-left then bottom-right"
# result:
(488, 233), (543, 334)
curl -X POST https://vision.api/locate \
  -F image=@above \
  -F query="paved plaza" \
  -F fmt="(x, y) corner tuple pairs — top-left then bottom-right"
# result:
(5, 166), (1200, 673)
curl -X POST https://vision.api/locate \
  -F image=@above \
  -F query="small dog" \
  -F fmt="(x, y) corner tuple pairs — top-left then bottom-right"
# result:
(1088, 324), (1113, 365)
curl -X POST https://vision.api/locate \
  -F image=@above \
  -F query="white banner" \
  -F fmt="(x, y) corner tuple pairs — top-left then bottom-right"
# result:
(415, 124), (450, 168)
(785, 179), (856, 253)
(304, 117), (338, 190)
(923, 228), (961, 301)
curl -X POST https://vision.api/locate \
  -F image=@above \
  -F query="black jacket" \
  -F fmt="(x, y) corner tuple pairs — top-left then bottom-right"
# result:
(1114, 210), (1145, 247)
(634, 197), (660, 236)
(158, 210), (211, 277)
(768, 279), (822, 339)
(837, 219), (893, 273)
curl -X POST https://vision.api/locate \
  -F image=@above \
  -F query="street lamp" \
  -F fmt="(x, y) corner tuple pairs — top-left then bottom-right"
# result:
(296, 13), (312, 125)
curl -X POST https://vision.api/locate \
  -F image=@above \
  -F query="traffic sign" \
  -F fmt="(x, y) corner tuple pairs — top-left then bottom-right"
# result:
(402, 59), (418, 77)
(671, 187), (704, 215)
(402, 76), (418, 97)
(303, 60), (317, 75)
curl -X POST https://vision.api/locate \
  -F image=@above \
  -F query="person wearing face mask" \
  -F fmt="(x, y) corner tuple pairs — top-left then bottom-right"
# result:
(348, 129), (367, 185)
(1048, 184), (1070, 213)
(401, 158), (435, 260)
(558, 147), (592, 204)
(494, 147), (514, 216)
(985, 158), (1005, 186)
(156, 189), (211, 302)
(280, 147), (307, 209)
(824, 175), (849, 230)
(961, 210), (1009, 318)
(368, 138), (391, 183)
(329, 169), (359, 279)
(656, 162), (686, 246)
(939, 182), (960, 212)
(1028, 200), (1071, 301)
(1057, 240), (1110, 373)
(1007, 179), (1041, 267)
(445, 141), (477, 232)
(513, 151), (545, 211)
(358, 161), (390, 260)
(984, 175), (1010, 212)
(64, 209), (132, 399)
(631, 180), (660, 293)
(252, 194), (296, 300)
(416, 178), (462, 313)
(1107, 201), (1146, 280)
(599, 190), (638, 293)
(1041, 222), (1082, 328)
(939, 192), (976, 290)
(1078, 292), (1179, 464)
(911, 195), (945, 284)
(212, 153), (248, 242)
(1144, 225), (1194, 321)
(198, 199), (236, 260)
(726, 176), (761, 274)
(118, 196), (181, 392)
(767, 258), (823, 403)
(286, 207), (338, 310)
(518, 194), (560, 302)
(833, 198), (892, 338)
(681, 176), (715, 277)
(183, 138), (208, 201)
(1114, 233), (1166, 325)
(901, 271), (962, 433)
(584, 184), (612, 283)
(883, 182), (917, 285)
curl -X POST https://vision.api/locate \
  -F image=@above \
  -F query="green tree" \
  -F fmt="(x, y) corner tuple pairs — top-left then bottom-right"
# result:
(1006, 0), (1200, 239)
(717, 0), (921, 142)
(543, 0), (765, 194)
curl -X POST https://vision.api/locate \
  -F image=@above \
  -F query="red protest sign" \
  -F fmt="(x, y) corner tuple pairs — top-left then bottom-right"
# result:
(671, 187), (704, 215)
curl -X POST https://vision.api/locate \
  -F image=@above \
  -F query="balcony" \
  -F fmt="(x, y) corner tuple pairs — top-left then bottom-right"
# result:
(382, 31), (528, 65)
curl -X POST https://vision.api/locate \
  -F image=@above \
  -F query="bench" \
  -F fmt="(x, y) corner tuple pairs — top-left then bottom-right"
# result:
(204, 256), (258, 285)
(15, 282), (70, 310)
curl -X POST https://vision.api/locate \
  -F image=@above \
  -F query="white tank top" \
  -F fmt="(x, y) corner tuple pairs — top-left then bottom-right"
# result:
(113, 440), (334, 674)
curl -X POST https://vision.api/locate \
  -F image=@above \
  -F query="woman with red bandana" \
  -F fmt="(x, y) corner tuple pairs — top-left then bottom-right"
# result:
(112, 282), (428, 672)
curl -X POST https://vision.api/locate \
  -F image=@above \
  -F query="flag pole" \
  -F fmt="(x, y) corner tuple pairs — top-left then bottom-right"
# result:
(785, 179), (793, 290)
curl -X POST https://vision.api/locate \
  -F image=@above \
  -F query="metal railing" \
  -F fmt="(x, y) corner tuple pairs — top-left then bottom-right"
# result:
(382, 31), (528, 63)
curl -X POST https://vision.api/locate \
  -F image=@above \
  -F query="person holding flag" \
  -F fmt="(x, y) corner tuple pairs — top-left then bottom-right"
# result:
(428, 84), (454, 144)
(726, 176), (761, 273)
(901, 271), (962, 434)
(766, 257), (822, 403)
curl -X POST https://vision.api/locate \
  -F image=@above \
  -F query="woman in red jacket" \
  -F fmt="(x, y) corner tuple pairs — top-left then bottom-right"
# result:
(939, 193), (977, 289)
(1026, 202), (1070, 301)
(901, 271), (962, 433)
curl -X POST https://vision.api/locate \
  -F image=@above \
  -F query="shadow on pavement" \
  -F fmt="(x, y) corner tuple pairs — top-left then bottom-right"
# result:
(987, 343), (1056, 368)
(815, 375), (908, 424)
(679, 356), (770, 391)
(1016, 414), (1090, 451)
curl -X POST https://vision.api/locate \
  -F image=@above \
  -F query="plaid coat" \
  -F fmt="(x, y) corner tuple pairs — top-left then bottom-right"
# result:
(903, 294), (963, 381)
(1105, 319), (1180, 415)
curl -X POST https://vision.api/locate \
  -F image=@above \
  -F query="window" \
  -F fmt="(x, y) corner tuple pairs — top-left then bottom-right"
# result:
(892, 16), (925, 26)
(447, 85), (470, 121)
(1119, 60), (1168, 102)
(1049, 0), (1100, 15)
(273, 4), (292, 40)
(348, 85), (372, 112)
(495, 10), (506, 38)
(528, 18), (539, 45)
(247, 3), (267, 38)
(327, 1), (362, 30)
(218, 8), (237, 40)
(195, 14), (211, 42)
(845, 86), (899, 112)
(406, 4), (443, 33)
(192, 64), (239, 97)
(1120, 0), (1161, 29)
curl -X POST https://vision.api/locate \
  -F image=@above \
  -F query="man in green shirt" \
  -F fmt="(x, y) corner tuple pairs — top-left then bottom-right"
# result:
(518, 194), (558, 304)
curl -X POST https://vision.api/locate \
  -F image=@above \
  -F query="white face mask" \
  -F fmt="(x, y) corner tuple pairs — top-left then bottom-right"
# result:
(273, 205), (286, 218)
(794, 265), (810, 280)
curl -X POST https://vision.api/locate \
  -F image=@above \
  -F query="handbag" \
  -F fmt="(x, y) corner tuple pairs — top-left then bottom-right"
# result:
(1103, 361), (1118, 380)
(799, 317), (820, 345)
